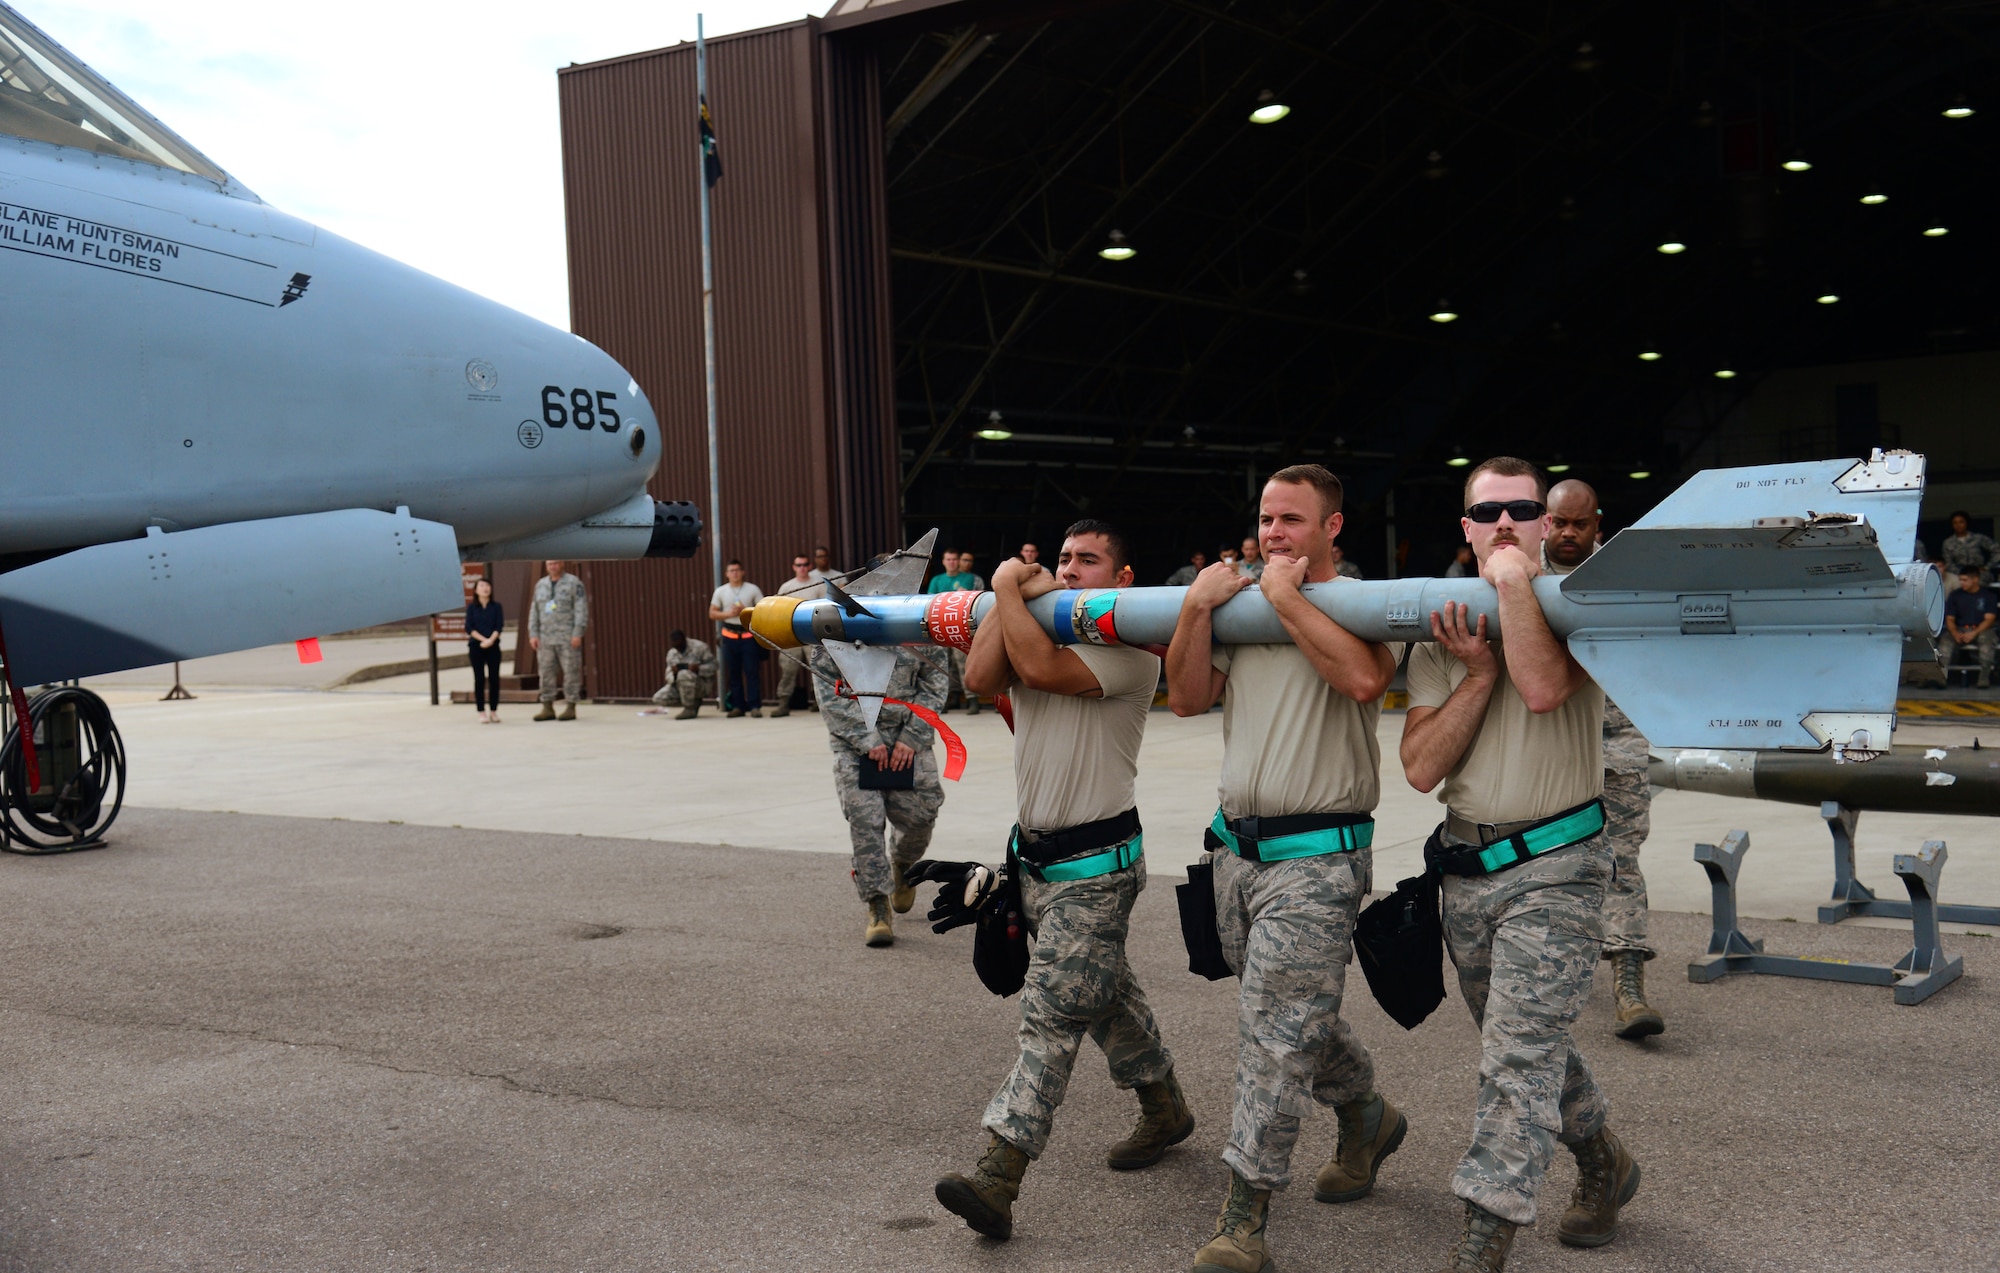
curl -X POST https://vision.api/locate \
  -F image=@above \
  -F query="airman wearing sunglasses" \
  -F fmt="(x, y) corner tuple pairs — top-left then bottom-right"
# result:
(1400, 457), (1642, 1272)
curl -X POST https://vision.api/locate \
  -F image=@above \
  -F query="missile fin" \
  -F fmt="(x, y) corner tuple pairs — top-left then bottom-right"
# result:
(822, 639), (896, 733)
(1624, 452), (1922, 564)
(1563, 518), (1893, 598)
(846, 529), (939, 598)
(1570, 629), (1902, 751)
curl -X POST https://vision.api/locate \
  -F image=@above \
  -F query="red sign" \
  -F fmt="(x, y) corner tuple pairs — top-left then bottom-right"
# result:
(430, 563), (487, 641)
(926, 590), (980, 650)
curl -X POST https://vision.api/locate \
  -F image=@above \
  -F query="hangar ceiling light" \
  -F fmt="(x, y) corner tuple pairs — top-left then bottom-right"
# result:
(1781, 150), (1813, 173)
(1944, 94), (1974, 119)
(1248, 90), (1290, 124)
(1656, 240), (1687, 254)
(1817, 293), (1841, 305)
(1446, 446), (1470, 468)
(1428, 300), (1459, 323)
(1714, 364), (1738, 379)
(1922, 221), (1949, 237)
(1098, 229), (1136, 261)
(1628, 468), (1652, 480)
(976, 409), (1011, 441)
(1860, 185), (1888, 204)
(1637, 348), (1662, 361)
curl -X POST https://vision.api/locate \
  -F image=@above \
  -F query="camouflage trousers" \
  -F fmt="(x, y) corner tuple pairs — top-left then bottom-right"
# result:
(1211, 846), (1376, 1190)
(833, 748), (942, 902)
(536, 641), (583, 702)
(651, 670), (714, 708)
(1940, 628), (1997, 677)
(773, 651), (813, 707)
(983, 853), (1174, 1158)
(1600, 770), (1653, 958)
(1442, 833), (1612, 1226)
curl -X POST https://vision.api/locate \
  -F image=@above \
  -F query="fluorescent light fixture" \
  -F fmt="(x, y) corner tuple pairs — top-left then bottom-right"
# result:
(1944, 95), (1974, 119)
(1446, 446), (1470, 467)
(1923, 223), (1949, 237)
(1817, 293), (1840, 305)
(1429, 306), (1459, 323)
(1714, 367), (1737, 379)
(1628, 469), (1652, 480)
(1781, 155), (1812, 173)
(1656, 241), (1687, 255)
(1547, 463), (1572, 474)
(1637, 350), (1662, 361)
(1860, 185), (1888, 205)
(976, 428), (1012, 441)
(1099, 229), (1136, 261)
(1249, 90), (1290, 124)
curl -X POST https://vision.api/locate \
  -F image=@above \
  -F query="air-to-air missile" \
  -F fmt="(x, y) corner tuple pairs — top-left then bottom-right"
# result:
(1651, 744), (2000, 817)
(748, 452), (1941, 753)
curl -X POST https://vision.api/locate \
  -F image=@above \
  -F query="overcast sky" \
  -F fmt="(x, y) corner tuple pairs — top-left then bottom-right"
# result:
(28, 1), (812, 329)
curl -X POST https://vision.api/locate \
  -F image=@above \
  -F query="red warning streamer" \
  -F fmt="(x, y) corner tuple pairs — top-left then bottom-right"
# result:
(0, 616), (39, 791)
(886, 698), (967, 781)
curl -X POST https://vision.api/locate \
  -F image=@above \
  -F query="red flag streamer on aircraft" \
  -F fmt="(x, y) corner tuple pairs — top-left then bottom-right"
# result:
(0, 617), (40, 792)
(887, 698), (967, 780)
(994, 692), (1015, 733)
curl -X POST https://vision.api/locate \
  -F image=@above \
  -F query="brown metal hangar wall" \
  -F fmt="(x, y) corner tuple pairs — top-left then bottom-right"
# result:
(557, 21), (839, 700)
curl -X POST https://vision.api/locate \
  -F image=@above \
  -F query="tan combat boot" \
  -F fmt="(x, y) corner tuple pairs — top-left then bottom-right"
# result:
(1610, 951), (1664, 1039)
(1192, 1172), (1273, 1273)
(935, 1133), (1029, 1239)
(674, 702), (699, 720)
(558, 701), (577, 721)
(771, 703), (791, 717)
(1439, 1201), (1516, 1271)
(1557, 1126), (1640, 1248)
(1106, 1070), (1195, 1170)
(864, 896), (894, 947)
(890, 862), (916, 915)
(533, 702), (556, 721)
(1313, 1091), (1408, 1202)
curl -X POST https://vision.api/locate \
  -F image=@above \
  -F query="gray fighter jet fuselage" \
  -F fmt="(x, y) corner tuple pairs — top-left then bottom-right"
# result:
(0, 3), (697, 686)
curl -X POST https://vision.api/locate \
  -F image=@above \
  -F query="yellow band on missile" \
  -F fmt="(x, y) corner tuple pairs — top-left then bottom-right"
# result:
(748, 595), (804, 649)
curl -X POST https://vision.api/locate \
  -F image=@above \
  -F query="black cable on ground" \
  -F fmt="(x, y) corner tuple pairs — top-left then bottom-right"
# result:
(0, 687), (125, 853)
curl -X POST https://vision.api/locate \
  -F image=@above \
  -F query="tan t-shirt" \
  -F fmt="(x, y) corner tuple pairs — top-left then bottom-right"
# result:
(1212, 642), (1403, 819)
(1405, 640), (1604, 825)
(1012, 643), (1160, 832)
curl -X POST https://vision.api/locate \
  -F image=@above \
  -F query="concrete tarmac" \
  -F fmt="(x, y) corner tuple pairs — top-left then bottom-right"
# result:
(0, 809), (1990, 1272)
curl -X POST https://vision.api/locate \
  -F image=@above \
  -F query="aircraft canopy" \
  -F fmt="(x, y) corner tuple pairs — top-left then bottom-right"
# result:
(0, 3), (228, 182)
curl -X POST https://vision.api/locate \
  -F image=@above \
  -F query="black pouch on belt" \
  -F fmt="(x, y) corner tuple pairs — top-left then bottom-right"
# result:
(1352, 830), (1447, 1029)
(1176, 855), (1233, 981)
(971, 867), (1030, 997)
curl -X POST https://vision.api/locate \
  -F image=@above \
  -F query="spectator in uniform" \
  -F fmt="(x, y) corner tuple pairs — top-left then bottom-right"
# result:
(963, 552), (989, 591)
(1941, 511), (1998, 584)
(1330, 545), (1364, 580)
(1166, 551), (1208, 587)
(773, 554), (822, 717)
(1237, 536), (1264, 580)
(529, 560), (587, 721)
(466, 575), (505, 723)
(928, 551), (982, 714)
(710, 561), (765, 718)
(1019, 542), (1040, 566)
(1445, 544), (1477, 578)
(811, 546), (840, 585)
(653, 629), (717, 719)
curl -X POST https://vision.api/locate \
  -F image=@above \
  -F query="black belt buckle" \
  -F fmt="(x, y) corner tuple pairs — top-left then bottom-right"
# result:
(1233, 816), (1262, 862)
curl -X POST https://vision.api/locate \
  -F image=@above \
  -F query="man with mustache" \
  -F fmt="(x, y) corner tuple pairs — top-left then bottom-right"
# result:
(1402, 457), (1642, 1271)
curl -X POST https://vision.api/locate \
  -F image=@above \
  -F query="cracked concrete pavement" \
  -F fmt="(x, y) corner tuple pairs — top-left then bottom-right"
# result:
(0, 808), (1991, 1272)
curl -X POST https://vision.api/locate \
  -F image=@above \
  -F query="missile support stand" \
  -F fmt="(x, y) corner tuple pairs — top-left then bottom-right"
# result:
(1688, 828), (1965, 1005)
(1816, 800), (2000, 928)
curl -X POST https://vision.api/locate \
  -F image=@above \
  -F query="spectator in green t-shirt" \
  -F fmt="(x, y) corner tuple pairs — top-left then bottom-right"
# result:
(927, 550), (978, 593)
(927, 550), (981, 713)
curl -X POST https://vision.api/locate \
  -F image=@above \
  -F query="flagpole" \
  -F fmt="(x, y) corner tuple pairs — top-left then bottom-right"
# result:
(697, 14), (723, 592)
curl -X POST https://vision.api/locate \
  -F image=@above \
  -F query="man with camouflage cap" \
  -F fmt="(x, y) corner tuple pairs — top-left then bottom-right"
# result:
(1166, 464), (1408, 1273)
(529, 560), (587, 721)
(810, 639), (949, 946)
(927, 520), (1189, 1244)
(1543, 479), (1664, 1039)
(652, 629), (716, 720)
(1402, 457), (1642, 1271)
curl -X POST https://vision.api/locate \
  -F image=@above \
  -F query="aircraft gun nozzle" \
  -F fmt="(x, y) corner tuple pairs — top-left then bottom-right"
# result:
(646, 501), (703, 558)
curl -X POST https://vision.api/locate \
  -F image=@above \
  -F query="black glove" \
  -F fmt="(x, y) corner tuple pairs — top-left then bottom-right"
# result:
(902, 860), (1002, 934)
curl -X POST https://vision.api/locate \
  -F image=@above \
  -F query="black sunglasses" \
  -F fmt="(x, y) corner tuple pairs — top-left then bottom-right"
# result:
(1464, 499), (1547, 523)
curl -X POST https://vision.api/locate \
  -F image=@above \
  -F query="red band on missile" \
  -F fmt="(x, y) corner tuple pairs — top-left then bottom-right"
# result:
(885, 698), (967, 781)
(926, 591), (980, 650)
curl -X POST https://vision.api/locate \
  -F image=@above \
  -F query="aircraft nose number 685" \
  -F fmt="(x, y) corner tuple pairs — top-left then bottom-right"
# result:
(540, 386), (622, 432)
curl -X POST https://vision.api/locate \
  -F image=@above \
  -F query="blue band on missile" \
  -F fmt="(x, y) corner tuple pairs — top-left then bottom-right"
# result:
(1052, 590), (1082, 645)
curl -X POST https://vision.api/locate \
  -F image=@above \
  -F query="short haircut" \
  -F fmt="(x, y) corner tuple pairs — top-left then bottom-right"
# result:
(725, 559), (743, 569)
(1951, 510), (1972, 523)
(1267, 463), (1345, 518)
(1960, 567), (1982, 578)
(1063, 517), (1130, 569)
(669, 628), (686, 643)
(1463, 455), (1547, 505)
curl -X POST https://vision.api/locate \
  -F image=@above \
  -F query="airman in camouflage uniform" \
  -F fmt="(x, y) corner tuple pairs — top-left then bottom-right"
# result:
(1941, 512), (1997, 584)
(1405, 460), (1640, 1271)
(1542, 484), (1663, 1039)
(1165, 467), (1409, 1273)
(652, 630), (716, 719)
(529, 561), (587, 720)
(811, 643), (948, 945)
(930, 526), (1186, 1245)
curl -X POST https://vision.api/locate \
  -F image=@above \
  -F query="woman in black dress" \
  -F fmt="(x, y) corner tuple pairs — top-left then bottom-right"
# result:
(466, 577), (506, 723)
